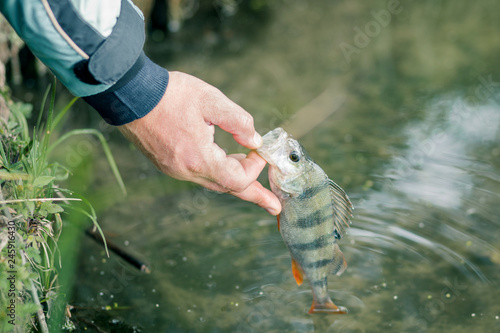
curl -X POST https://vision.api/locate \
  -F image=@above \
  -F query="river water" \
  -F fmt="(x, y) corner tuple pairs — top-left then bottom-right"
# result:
(70, 0), (500, 332)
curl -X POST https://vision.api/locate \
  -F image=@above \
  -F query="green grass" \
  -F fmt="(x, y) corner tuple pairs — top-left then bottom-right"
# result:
(0, 80), (125, 332)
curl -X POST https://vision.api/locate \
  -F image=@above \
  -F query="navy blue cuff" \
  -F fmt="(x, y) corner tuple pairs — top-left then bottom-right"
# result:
(83, 54), (169, 125)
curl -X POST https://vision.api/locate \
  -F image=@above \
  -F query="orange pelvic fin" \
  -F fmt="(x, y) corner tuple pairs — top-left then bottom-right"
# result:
(291, 258), (304, 286)
(277, 214), (280, 230)
(309, 299), (348, 315)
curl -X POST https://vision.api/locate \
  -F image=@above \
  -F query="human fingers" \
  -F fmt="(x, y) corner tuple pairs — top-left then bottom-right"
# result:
(184, 149), (261, 193)
(203, 150), (267, 193)
(204, 96), (263, 150)
(190, 176), (281, 216)
(214, 151), (281, 215)
(193, 152), (282, 215)
(227, 153), (247, 161)
(230, 181), (282, 215)
(231, 152), (281, 214)
(191, 150), (281, 213)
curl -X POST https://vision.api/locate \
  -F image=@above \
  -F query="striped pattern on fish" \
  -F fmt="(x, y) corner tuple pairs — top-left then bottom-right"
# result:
(257, 128), (353, 314)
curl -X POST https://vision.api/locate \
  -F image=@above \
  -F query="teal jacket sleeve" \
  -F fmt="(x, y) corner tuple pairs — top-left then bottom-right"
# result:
(0, 0), (169, 125)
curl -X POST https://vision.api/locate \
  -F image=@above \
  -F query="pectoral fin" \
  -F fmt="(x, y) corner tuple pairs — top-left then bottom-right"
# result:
(291, 258), (304, 286)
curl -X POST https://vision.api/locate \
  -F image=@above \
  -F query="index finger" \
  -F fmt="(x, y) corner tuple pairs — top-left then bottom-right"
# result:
(205, 95), (263, 149)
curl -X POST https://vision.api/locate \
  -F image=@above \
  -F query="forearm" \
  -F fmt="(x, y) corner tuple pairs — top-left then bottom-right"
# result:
(0, 0), (167, 125)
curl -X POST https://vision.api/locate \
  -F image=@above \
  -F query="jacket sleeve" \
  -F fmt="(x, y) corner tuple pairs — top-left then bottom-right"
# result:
(0, 0), (169, 125)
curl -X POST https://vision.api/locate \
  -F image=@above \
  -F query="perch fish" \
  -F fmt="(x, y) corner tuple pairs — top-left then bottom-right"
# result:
(256, 128), (353, 314)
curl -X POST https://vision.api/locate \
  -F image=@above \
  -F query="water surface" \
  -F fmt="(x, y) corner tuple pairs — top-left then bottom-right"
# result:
(70, 1), (500, 332)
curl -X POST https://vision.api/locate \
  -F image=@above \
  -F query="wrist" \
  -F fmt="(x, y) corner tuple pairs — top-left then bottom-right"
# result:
(83, 54), (169, 125)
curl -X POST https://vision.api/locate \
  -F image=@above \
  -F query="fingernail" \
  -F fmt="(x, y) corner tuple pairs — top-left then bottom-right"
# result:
(265, 206), (280, 216)
(253, 132), (263, 148)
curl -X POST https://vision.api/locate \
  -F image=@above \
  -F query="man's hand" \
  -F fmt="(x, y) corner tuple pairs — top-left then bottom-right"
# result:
(118, 71), (281, 215)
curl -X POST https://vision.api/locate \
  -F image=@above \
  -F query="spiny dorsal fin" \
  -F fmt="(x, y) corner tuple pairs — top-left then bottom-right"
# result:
(328, 179), (353, 239)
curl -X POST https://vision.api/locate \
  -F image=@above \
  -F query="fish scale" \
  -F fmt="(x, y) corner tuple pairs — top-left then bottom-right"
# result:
(257, 127), (353, 314)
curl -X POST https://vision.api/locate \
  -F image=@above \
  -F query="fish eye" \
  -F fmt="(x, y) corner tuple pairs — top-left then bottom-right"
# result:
(289, 151), (300, 163)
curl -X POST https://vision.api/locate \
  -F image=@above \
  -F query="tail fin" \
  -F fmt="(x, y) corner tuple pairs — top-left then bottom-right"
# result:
(331, 243), (347, 276)
(309, 299), (348, 314)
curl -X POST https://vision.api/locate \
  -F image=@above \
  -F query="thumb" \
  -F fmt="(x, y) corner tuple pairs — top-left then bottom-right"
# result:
(206, 98), (263, 149)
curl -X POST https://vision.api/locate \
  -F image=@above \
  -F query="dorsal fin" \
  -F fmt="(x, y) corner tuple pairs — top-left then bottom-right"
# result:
(328, 179), (353, 239)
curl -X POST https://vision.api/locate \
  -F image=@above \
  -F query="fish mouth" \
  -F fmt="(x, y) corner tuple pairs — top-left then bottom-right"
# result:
(256, 128), (289, 165)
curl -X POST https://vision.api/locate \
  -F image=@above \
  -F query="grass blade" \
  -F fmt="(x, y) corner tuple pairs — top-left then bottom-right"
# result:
(59, 200), (109, 257)
(52, 97), (79, 131)
(36, 84), (52, 132)
(40, 79), (57, 164)
(49, 129), (127, 196)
